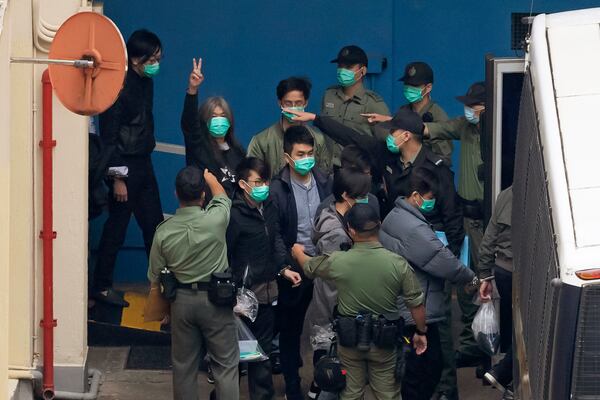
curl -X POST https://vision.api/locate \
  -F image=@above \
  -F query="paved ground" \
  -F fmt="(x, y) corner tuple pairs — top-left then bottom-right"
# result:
(89, 290), (505, 399)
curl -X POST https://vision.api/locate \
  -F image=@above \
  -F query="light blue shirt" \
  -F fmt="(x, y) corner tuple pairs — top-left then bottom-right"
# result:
(291, 173), (321, 256)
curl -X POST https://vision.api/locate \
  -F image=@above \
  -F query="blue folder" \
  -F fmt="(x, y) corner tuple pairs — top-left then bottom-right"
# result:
(435, 231), (470, 267)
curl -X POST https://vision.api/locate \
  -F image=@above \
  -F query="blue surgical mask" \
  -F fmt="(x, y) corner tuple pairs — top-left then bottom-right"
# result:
(143, 62), (160, 77)
(207, 117), (230, 137)
(290, 156), (315, 176)
(404, 85), (423, 103)
(282, 106), (305, 122)
(418, 193), (436, 213)
(386, 135), (400, 154)
(248, 185), (270, 203)
(355, 196), (369, 204)
(464, 106), (480, 124)
(337, 68), (357, 87)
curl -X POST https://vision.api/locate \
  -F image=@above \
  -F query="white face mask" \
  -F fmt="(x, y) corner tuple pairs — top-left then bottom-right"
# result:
(464, 106), (480, 124)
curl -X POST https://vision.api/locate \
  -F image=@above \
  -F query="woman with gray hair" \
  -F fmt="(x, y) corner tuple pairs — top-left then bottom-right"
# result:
(181, 57), (246, 196)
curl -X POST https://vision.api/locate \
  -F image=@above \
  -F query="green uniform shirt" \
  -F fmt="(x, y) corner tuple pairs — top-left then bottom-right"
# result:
(321, 85), (390, 165)
(401, 101), (453, 166)
(478, 186), (513, 278)
(247, 120), (333, 178)
(426, 117), (483, 201)
(303, 241), (424, 317)
(147, 194), (231, 284)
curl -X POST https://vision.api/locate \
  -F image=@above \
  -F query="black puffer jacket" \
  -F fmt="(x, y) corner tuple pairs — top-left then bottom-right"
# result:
(226, 192), (290, 287)
(99, 68), (156, 166)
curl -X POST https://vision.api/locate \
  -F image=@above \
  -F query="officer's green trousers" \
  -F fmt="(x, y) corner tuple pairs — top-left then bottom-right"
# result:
(337, 344), (399, 400)
(171, 289), (240, 400)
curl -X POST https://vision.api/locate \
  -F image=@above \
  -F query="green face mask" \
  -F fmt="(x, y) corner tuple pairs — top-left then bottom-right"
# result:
(282, 106), (305, 122)
(337, 68), (357, 87)
(292, 156), (315, 176)
(386, 135), (400, 154)
(355, 196), (369, 204)
(143, 62), (160, 77)
(404, 85), (423, 103)
(248, 184), (270, 203)
(207, 117), (230, 137)
(418, 194), (436, 213)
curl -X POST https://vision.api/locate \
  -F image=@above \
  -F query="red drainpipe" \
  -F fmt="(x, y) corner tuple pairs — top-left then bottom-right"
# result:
(40, 69), (57, 400)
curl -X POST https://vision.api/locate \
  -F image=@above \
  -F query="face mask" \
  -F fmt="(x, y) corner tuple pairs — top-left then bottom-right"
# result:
(418, 194), (436, 213)
(281, 106), (305, 122)
(355, 196), (369, 204)
(247, 184), (270, 203)
(291, 156), (315, 176)
(143, 62), (160, 77)
(404, 85), (423, 103)
(386, 135), (400, 154)
(337, 68), (357, 87)
(464, 106), (480, 124)
(207, 117), (230, 137)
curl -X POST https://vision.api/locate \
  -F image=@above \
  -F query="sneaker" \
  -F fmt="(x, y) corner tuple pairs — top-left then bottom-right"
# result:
(92, 288), (129, 307)
(502, 384), (514, 400)
(308, 381), (321, 399)
(484, 371), (512, 394)
(206, 364), (215, 384)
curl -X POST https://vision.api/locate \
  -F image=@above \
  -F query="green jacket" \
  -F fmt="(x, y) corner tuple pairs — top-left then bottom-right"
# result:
(478, 186), (512, 279)
(147, 194), (231, 284)
(247, 120), (333, 178)
(303, 241), (424, 317)
(400, 101), (452, 166)
(426, 117), (483, 201)
(321, 85), (390, 165)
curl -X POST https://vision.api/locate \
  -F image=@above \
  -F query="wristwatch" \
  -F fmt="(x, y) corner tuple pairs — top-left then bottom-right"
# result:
(415, 327), (427, 336)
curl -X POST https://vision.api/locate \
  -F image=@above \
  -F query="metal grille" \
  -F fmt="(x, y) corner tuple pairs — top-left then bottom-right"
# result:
(571, 284), (600, 399)
(512, 73), (560, 399)
(511, 13), (538, 50)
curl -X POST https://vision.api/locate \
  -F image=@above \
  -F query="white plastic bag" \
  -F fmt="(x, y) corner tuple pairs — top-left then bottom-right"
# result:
(234, 287), (259, 322)
(471, 301), (500, 356)
(310, 323), (335, 351)
(236, 316), (268, 362)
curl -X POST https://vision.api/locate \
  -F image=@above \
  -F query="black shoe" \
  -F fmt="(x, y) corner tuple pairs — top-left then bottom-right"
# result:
(432, 389), (459, 400)
(475, 364), (491, 385)
(92, 288), (129, 307)
(270, 353), (282, 375)
(240, 362), (248, 376)
(206, 364), (215, 384)
(502, 384), (514, 400)
(484, 371), (512, 395)
(308, 381), (321, 399)
(284, 380), (303, 400)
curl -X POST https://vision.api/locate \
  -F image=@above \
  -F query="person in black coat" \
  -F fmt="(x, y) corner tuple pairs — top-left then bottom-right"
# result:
(284, 107), (464, 256)
(181, 58), (246, 197)
(269, 126), (332, 400)
(227, 157), (300, 400)
(92, 29), (164, 306)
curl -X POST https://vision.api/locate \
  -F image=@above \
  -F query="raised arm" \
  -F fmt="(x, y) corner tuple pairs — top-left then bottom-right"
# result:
(425, 117), (465, 141)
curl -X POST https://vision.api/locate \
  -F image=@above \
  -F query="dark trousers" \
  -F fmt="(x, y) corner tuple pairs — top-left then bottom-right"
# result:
(275, 282), (313, 398)
(494, 266), (513, 382)
(401, 323), (443, 400)
(247, 304), (275, 400)
(93, 156), (163, 291)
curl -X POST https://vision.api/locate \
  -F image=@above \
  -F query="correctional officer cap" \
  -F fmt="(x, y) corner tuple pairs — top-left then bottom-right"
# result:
(456, 81), (486, 106)
(331, 45), (368, 67)
(314, 356), (347, 393)
(399, 61), (434, 85)
(345, 204), (380, 233)
(379, 108), (425, 136)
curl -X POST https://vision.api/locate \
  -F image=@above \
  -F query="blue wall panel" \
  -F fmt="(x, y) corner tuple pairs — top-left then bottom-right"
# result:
(94, 0), (600, 283)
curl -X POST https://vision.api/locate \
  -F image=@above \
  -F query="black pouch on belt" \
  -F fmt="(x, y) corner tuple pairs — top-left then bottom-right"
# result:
(373, 313), (404, 349)
(159, 267), (178, 301)
(333, 316), (358, 348)
(208, 271), (237, 307)
(461, 197), (483, 220)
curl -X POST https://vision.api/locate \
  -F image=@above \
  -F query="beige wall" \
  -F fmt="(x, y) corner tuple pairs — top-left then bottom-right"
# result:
(1, 0), (89, 392)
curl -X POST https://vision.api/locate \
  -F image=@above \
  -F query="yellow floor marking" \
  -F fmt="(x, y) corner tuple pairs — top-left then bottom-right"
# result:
(121, 292), (162, 332)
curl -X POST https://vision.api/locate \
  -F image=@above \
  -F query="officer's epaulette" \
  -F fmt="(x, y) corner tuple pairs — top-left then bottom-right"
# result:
(365, 90), (385, 103)
(426, 151), (444, 167)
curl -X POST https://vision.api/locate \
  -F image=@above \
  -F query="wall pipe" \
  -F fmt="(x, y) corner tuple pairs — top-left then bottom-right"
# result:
(40, 69), (57, 400)
(8, 368), (102, 400)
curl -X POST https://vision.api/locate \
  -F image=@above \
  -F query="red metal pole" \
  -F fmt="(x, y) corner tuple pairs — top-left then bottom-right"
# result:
(40, 69), (57, 400)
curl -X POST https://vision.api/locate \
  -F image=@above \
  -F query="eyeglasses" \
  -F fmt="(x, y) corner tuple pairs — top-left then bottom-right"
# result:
(245, 179), (268, 186)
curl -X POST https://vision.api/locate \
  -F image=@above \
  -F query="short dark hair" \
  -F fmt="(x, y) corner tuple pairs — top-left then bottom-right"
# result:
(276, 77), (312, 101)
(175, 166), (205, 202)
(127, 29), (162, 64)
(408, 167), (439, 197)
(340, 145), (372, 173)
(333, 168), (371, 202)
(283, 125), (315, 154)
(236, 157), (271, 182)
(345, 204), (380, 236)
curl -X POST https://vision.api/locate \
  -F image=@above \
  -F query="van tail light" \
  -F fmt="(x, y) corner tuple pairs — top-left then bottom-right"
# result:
(575, 269), (600, 280)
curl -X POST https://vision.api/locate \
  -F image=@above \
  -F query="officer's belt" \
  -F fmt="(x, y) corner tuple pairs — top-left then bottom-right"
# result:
(459, 196), (483, 220)
(177, 281), (210, 291)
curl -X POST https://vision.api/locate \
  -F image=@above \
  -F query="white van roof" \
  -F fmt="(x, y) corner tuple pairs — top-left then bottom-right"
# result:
(529, 8), (600, 283)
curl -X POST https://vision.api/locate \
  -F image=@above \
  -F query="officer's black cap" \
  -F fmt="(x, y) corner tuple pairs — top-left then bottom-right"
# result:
(379, 108), (425, 136)
(456, 81), (486, 106)
(345, 204), (380, 233)
(331, 45), (368, 67)
(399, 61), (434, 86)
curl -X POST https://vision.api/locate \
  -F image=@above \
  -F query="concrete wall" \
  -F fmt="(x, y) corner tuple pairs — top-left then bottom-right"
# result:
(1, 0), (89, 395)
